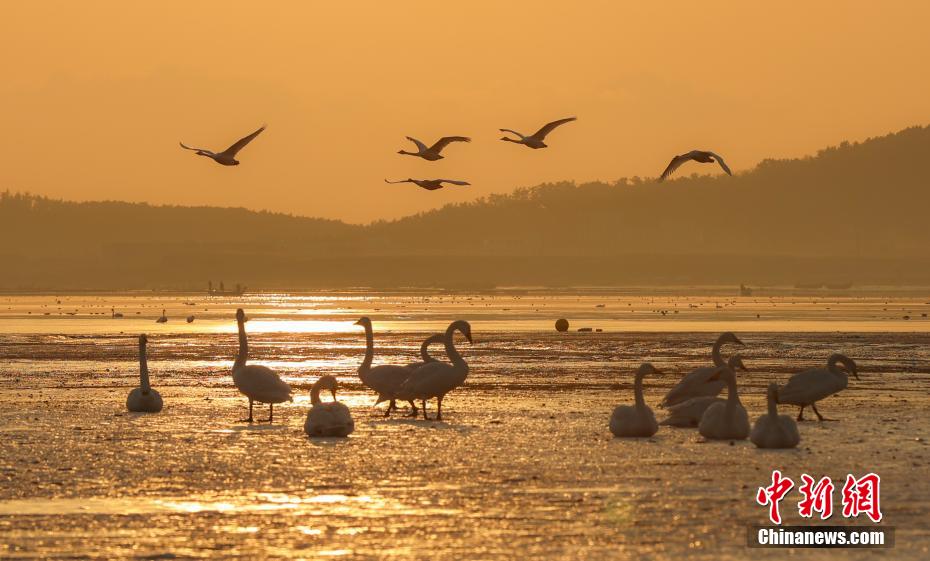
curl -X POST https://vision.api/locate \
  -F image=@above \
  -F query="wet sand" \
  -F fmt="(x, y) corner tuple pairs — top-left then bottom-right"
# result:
(1, 325), (928, 559)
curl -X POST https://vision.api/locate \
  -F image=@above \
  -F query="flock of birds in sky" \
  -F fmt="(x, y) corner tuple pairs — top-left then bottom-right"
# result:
(179, 118), (733, 188)
(128, 313), (856, 447)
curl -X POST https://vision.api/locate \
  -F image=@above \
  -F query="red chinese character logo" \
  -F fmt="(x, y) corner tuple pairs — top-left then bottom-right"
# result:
(798, 474), (834, 519)
(757, 470), (795, 524)
(841, 473), (882, 523)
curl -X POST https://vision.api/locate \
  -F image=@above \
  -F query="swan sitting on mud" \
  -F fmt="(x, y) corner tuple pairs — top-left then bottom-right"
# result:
(750, 383), (800, 449)
(698, 366), (750, 440)
(232, 308), (293, 422)
(355, 317), (419, 417)
(126, 334), (163, 413)
(395, 320), (473, 421)
(304, 375), (354, 437)
(777, 354), (858, 421)
(610, 363), (660, 437)
(659, 355), (748, 427)
(661, 333), (744, 407)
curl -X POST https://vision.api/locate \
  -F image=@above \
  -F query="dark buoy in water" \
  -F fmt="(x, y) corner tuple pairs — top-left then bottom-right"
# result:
(555, 318), (569, 332)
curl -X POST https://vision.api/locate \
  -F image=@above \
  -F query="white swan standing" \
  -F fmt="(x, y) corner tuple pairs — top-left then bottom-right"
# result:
(660, 333), (744, 407)
(499, 117), (576, 149)
(126, 334), (163, 413)
(304, 375), (355, 437)
(658, 150), (732, 182)
(609, 363), (660, 437)
(698, 366), (750, 440)
(355, 317), (418, 417)
(156, 309), (168, 323)
(396, 320), (473, 421)
(405, 333), (445, 370)
(659, 355), (748, 426)
(232, 308), (293, 422)
(750, 383), (800, 449)
(777, 354), (858, 421)
(180, 125), (265, 166)
(397, 136), (471, 161)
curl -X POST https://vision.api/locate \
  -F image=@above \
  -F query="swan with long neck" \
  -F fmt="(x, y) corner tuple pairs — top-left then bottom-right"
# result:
(660, 333), (745, 407)
(405, 333), (445, 370)
(355, 317), (419, 417)
(231, 308), (292, 422)
(126, 334), (163, 413)
(750, 383), (800, 448)
(609, 363), (660, 437)
(395, 320), (473, 421)
(659, 355), (748, 426)
(777, 354), (858, 421)
(156, 309), (167, 323)
(304, 375), (354, 437)
(698, 366), (750, 440)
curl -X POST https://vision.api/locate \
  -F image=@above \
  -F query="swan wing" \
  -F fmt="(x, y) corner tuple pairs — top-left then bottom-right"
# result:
(365, 364), (414, 396)
(385, 178), (413, 184)
(428, 136), (471, 153)
(532, 117), (576, 140)
(398, 362), (457, 399)
(499, 128), (525, 139)
(221, 125), (266, 157)
(179, 142), (213, 155)
(405, 136), (429, 153)
(439, 179), (471, 186)
(660, 365), (719, 406)
(778, 368), (843, 405)
(708, 152), (732, 175)
(233, 364), (292, 403)
(658, 153), (692, 182)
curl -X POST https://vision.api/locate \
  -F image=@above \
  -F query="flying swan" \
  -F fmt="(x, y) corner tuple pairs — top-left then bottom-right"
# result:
(499, 117), (576, 149)
(180, 125), (266, 166)
(398, 136), (471, 161)
(658, 150), (732, 182)
(384, 178), (471, 191)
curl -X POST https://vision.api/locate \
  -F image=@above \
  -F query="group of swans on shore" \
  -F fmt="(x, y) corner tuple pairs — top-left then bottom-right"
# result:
(609, 332), (859, 449)
(181, 119), (729, 184)
(128, 309), (473, 438)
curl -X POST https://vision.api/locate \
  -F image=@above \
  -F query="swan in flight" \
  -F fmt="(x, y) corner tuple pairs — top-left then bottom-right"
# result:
(658, 150), (732, 182)
(232, 308), (293, 422)
(355, 317), (418, 417)
(750, 383), (800, 449)
(398, 136), (471, 161)
(698, 366), (750, 440)
(405, 333), (445, 370)
(660, 333), (745, 407)
(126, 334), (163, 413)
(609, 363), (660, 437)
(304, 375), (355, 437)
(396, 320), (473, 421)
(499, 117), (576, 149)
(179, 125), (265, 166)
(384, 178), (470, 191)
(777, 354), (858, 421)
(155, 309), (168, 323)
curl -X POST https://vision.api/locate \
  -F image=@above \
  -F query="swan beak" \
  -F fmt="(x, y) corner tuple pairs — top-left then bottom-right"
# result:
(734, 337), (745, 345)
(465, 334), (474, 344)
(353, 320), (362, 326)
(331, 390), (337, 401)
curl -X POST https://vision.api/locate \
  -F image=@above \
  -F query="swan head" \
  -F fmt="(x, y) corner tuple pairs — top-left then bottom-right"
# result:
(354, 317), (371, 328)
(235, 308), (246, 323)
(728, 355), (749, 372)
(314, 375), (339, 401)
(231, 160), (240, 166)
(719, 332), (743, 346)
(838, 355), (859, 380)
(451, 320), (473, 343)
(636, 363), (661, 377)
(138, 333), (148, 348)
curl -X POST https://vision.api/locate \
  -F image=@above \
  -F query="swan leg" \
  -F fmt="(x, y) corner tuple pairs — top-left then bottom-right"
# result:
(811, 403), (834, 421)
(796, 406), (805, 422)
(268, 403), (274, 423)
(422, 399), (430, 420)
(408, 400), (418, 417)
(238, 398), (255, 423)
(384, 400), (395, 418)
(436, 396), (443, 421)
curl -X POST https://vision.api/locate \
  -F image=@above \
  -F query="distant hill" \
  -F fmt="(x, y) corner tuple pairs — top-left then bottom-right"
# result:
(2, 125), (930, 289)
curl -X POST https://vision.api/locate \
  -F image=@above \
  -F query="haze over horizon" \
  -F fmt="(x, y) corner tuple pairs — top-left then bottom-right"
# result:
(2, 1), (929, 223)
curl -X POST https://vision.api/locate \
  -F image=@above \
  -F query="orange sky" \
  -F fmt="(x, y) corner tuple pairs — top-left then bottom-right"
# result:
(1, 1), (929, 223)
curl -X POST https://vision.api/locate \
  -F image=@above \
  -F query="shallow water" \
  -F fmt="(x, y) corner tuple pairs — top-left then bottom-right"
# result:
(1, 292), (929, 559)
